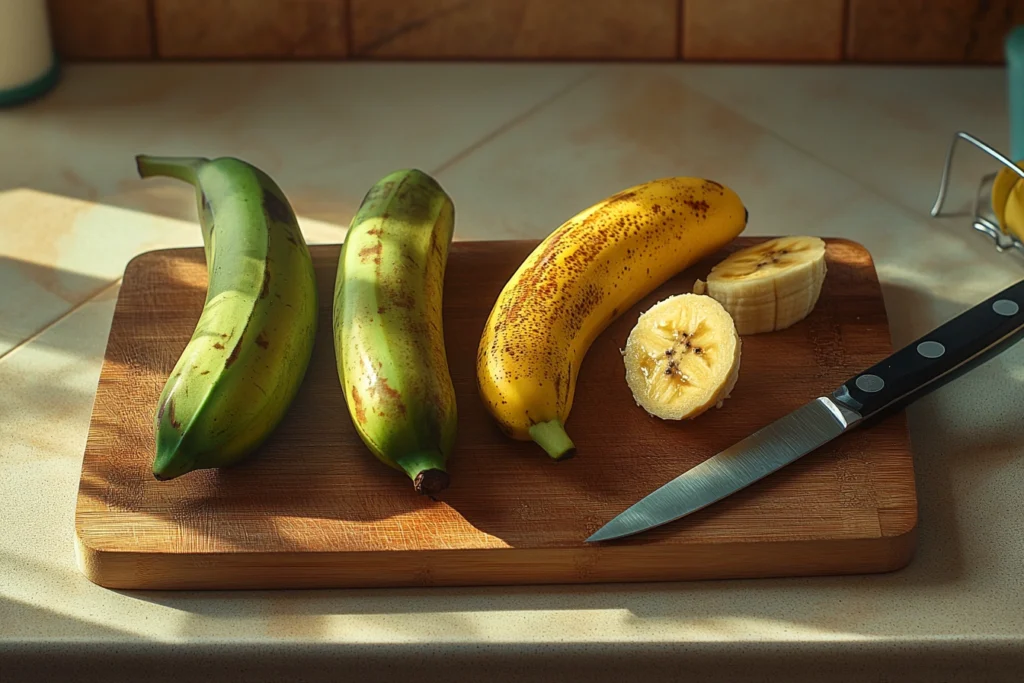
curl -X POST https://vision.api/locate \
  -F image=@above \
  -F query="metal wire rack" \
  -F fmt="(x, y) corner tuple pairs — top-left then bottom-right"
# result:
(931, 131), (1024, 255)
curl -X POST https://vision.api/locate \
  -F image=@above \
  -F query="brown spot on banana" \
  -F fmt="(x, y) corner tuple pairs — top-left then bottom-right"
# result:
(378, 281), (416, 313)
(225, 329), (245, 368)
(167, 399), (181, 429)
(367, 376), (407, 416)
(683, 198), (710, 217)
(359, 242), (383, 265)
(351, 386), (367, 424)
(255, 332), (269, 349)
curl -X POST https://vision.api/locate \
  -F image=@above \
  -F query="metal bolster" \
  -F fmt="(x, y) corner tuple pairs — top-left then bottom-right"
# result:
(820, 392), (862, 430)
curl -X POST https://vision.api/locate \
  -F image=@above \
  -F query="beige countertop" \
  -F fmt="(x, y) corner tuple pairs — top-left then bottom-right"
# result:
(2, 62), (1024, 682)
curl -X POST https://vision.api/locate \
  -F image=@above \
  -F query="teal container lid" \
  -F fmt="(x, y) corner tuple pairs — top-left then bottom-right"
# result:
(1007, 25), (1024, 161)
(0, 58), (59, 108)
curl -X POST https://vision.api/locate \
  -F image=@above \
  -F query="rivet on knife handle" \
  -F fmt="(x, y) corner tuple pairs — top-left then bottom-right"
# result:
(831, 280), (1024, 421)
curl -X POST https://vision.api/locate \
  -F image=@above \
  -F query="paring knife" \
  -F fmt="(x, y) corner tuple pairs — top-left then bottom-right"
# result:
(586, 279), (1024, 543)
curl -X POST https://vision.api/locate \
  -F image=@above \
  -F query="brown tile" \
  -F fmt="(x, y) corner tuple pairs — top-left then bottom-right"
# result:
(682, 0), (844, 61)
(47, 0), (154, 60)
(847, 0), (1024, 63)
(153, 0), (347, 59)
(350, 0), (678, 60)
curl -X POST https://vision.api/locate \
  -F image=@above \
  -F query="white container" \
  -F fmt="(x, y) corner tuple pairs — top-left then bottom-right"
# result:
(0, 0), (58, 106)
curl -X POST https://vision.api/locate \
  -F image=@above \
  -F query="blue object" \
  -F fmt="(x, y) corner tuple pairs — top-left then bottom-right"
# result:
(0, 56), (59, 108)
(1008, 25), (1024, 162)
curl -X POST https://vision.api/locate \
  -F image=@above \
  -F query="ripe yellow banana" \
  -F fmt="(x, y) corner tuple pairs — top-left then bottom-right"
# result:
(137, 155), (318, 481)
(477, 177), (748, 460)
(1006, 190), (1024, 242)
(990, 161), (1024, 238)
(334, 169), (458, 496)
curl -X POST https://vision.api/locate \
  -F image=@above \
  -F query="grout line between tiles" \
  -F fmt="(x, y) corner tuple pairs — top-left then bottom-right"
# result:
(677, 0), (685, 60)
(344, 0), (353, 57)
(0, 279), (122, 365)
(147, 0), (160, 58)
(429, 69), (599, 177)
(840, 0), (851, 61)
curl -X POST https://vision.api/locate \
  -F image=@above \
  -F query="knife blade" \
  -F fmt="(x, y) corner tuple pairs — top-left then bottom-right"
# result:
(587, 277), (1024, 543)
(585, 396), (859, 543)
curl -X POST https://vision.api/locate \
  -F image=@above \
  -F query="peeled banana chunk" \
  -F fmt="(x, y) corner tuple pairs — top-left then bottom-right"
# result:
(697, 236), (826, 335)
(622, 293), (741, 421)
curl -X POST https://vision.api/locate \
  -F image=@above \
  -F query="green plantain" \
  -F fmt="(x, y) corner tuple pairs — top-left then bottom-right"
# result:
(137, 155), (318, 481)
(333, 169), (457, 496)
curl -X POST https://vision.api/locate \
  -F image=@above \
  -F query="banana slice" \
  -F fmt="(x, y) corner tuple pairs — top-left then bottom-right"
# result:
(1005, 188), (1024, 242)
(694, 236), (826, 335)
(622, 294), (741, 421)
(990, 161), (1024, 234)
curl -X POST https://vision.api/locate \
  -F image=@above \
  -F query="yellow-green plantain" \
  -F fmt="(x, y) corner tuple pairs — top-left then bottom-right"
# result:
(334, 169), (457, 496)
(137, 155), (318, 481)
(477, 176), (748, 460)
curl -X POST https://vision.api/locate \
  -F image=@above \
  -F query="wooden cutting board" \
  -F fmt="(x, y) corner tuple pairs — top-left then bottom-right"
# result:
(75, 238), (917, 590)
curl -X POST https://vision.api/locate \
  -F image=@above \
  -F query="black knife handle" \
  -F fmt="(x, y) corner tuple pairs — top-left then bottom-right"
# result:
(831, 278), (1024, 420)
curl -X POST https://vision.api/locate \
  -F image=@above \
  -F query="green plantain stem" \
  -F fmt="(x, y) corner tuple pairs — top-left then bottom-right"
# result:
(135, 155), (208, 185)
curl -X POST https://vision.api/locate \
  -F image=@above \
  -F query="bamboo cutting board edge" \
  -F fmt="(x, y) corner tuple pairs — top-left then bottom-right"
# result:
(74, 531), (917, 591)
(74, 238), (918, 590)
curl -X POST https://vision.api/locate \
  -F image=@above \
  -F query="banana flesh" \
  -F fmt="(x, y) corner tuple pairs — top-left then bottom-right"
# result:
(695, 236), (826, 335)
(622, 294), (741, 421)
(477, 177), (748, 460)
(334, 169), (458, 496)
(991, 161), (1024, 239)
(137, 155), (318, 481)
(991, 160), (1024, 237)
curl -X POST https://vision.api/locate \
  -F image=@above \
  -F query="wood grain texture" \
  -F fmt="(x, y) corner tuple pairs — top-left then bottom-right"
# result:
(682, 0), (845, 62)
(47, 0), (154, 60)
(846, 0), (1024, 64)
(75, 239), (917, 590)
(153, 0), (347, 59)
(349, 0), (679, 60)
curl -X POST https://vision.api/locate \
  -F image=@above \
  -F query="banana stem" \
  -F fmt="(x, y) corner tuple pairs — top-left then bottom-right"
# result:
(135, 155), (208, 185)
(529, 420), (576, 461)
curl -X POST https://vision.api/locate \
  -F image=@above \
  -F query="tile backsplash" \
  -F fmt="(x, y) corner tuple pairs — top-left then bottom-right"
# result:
(47, 0), (1024, 63)
(350, 0), (678, 60)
